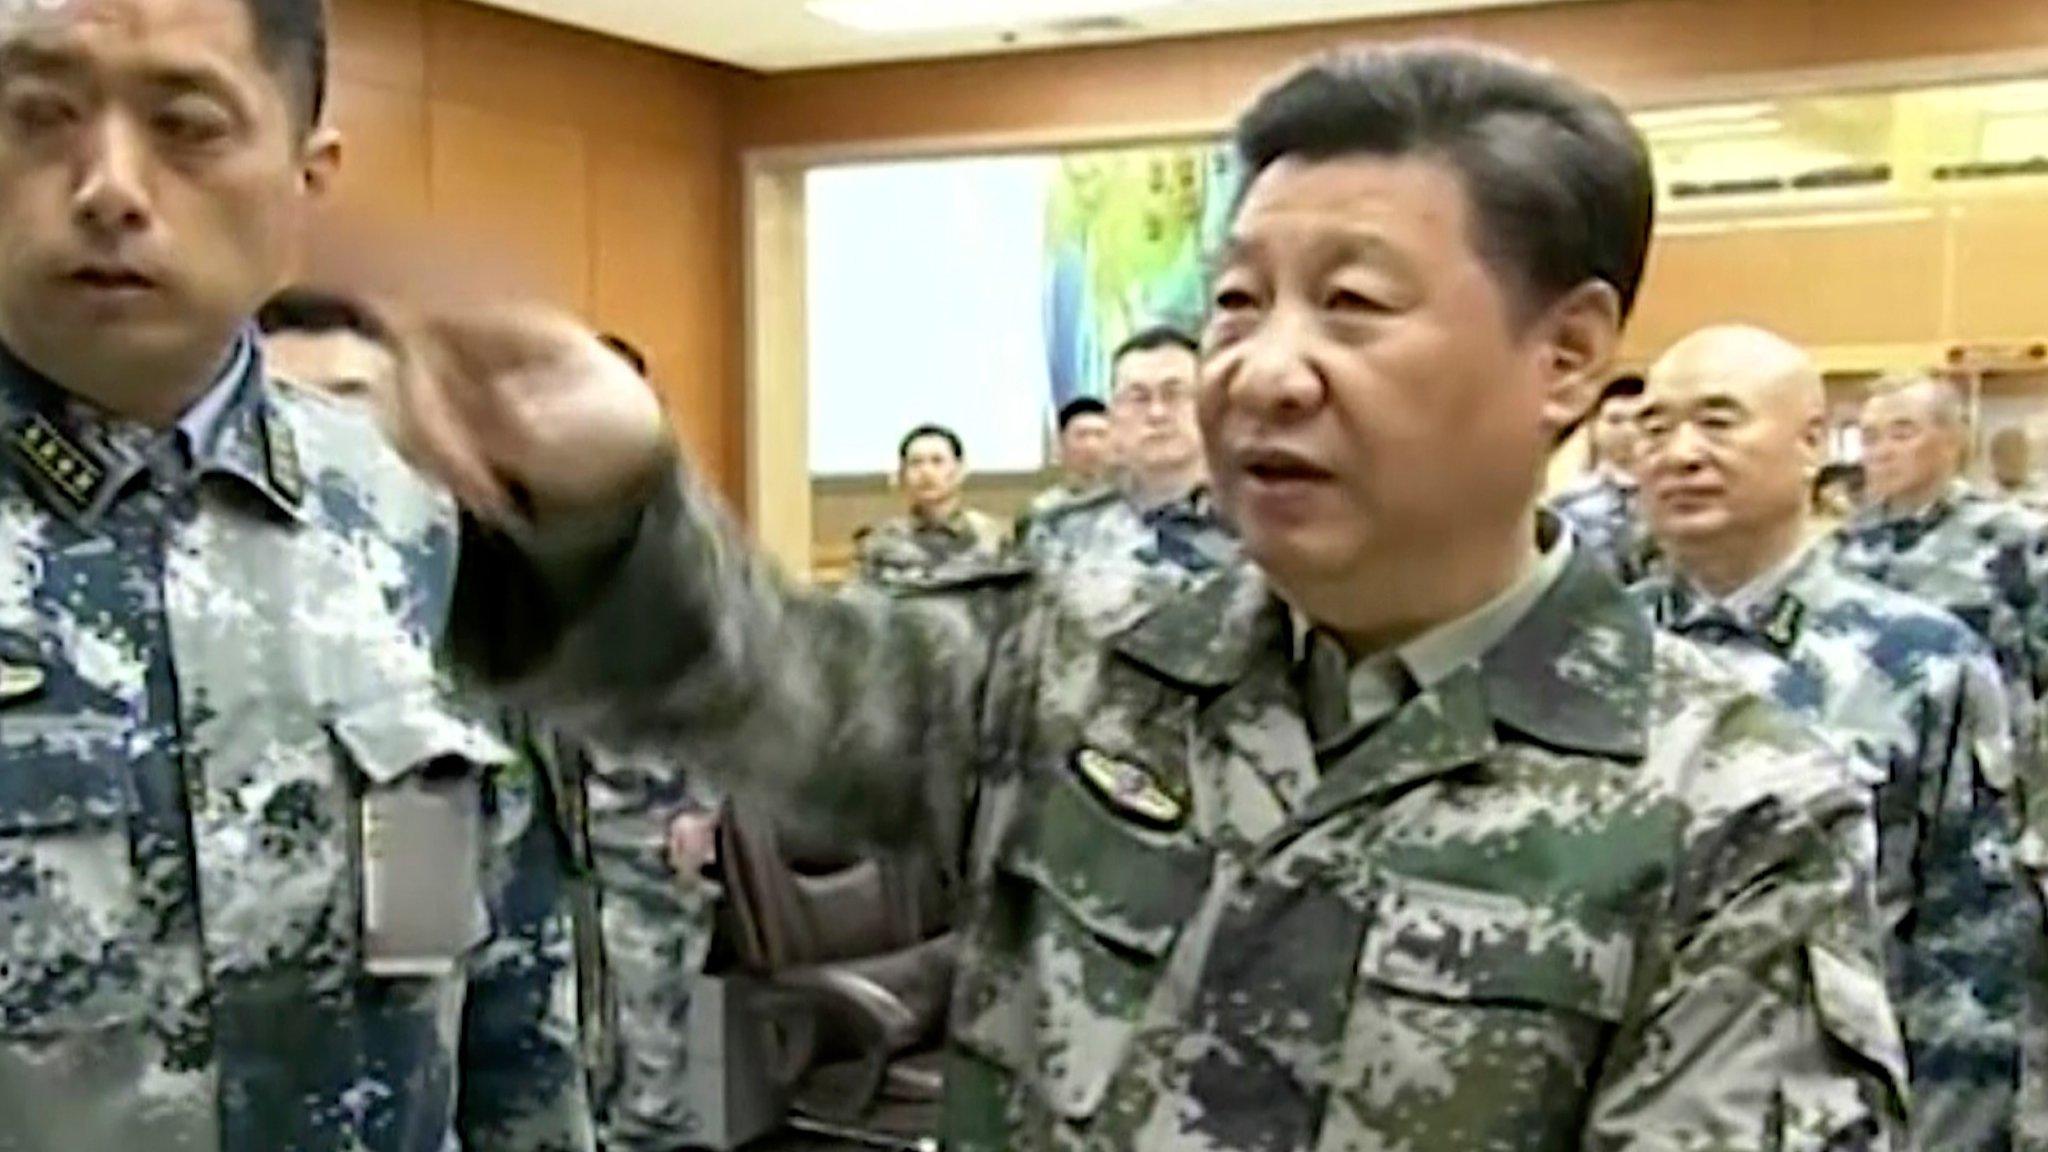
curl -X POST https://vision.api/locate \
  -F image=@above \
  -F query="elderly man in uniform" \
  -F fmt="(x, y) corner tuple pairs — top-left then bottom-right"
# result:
(1022, 325), (1237, 579)
(853, 423), (1008, 588)
(0, 0), (591, 1149)
(1634, 324), (2034, 1152)
(1842, 374), (2048, 1150)
(395, 42), (1906, 1152)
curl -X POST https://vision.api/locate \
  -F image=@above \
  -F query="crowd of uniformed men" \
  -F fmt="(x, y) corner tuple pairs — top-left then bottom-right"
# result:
(6, 0), (2048, 1149)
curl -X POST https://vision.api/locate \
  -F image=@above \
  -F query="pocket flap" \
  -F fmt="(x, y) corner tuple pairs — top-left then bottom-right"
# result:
(329, 695), (513, 786)
(1807, 943), (1909, 1112)
(1358, 872), (1635, 1022)
(0, 632), (130, 834)
(998, 758), (1211, 958)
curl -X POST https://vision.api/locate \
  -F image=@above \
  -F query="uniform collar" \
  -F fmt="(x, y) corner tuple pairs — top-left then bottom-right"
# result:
(0, 335), (307, 528)
(1115, 512), (1650, 759)
(1138, 482), (1217, 525)
(910, 503), (973, 536)
(1649, 544), (1817, 654)
(1857, 479), (1971, 532)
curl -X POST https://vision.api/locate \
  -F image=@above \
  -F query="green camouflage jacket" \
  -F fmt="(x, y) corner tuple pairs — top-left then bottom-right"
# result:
(453, 468), (1908, 1152)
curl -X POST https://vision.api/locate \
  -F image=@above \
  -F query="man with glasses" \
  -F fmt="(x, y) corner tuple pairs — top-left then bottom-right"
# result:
(1021, 325), (1236, 579)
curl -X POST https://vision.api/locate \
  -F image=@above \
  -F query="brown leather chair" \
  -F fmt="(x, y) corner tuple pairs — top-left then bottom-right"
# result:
(710, 798), (956, 1141)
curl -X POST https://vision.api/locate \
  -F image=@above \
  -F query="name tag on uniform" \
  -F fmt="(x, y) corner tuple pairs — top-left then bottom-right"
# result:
(360, 783), (483, 977)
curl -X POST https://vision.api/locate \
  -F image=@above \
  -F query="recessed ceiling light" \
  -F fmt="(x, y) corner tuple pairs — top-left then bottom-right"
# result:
(808, 0), (1182, 35)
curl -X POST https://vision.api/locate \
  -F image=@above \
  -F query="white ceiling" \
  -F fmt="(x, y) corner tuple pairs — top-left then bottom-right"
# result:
(466, 0), (1598, 73)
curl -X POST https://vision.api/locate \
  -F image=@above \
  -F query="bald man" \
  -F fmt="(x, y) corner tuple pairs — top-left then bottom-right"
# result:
(1635, 327), (2037, 1152)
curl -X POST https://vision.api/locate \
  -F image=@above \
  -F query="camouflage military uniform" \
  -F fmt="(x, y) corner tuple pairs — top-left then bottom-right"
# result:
(450, 469), (1907, 1152)
(1834, 482), (2048, 1150)
(853, 506), (1009, 588)
(1015, 481), (1108, 538)
(1018, 482), (1237, 580)
(574, 741), (721, 1152)
(1549, 468), (1652, 582)
(1638, 545), (2035, 1152)
(0, 340), (591, 1152)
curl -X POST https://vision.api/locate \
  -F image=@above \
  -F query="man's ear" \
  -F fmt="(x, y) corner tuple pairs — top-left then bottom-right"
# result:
(1535, 280), (1624, 443)
(300, 126), (343, 200)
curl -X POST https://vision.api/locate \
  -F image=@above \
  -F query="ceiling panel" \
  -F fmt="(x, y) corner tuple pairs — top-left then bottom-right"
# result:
(462, 0), (1606, 72)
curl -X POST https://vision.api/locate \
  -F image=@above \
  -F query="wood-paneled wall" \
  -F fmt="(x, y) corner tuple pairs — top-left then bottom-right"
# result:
(324, 0), (746, 500)
(320, 0), (2048, 525)
(733, 0), (2048, 151)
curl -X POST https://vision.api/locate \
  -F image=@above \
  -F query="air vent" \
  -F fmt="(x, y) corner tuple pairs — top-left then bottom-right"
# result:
(1046, 14), (1141, 36)
(1790, 162), (1891, 190)
(1933, 157), (2048, 182)
(1671, 177), (1786, 199)
(1670, 163), (1894, 200)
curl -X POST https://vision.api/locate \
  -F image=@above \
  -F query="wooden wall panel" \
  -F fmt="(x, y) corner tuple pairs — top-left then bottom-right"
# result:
(736, 0), (2048, 151)
(590, 136), (737, 487)
(427, 101), (591, 311)
(323, 0), (746, 503)
(326, 81), (430, 221)
(330, 0), (425, 93)
(1952, 201), (2048, 345)
(1626, 218), (1947, 356)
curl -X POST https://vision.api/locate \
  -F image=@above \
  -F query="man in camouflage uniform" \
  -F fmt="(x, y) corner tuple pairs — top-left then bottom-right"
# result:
(853, 423), (1009, 587)
(0, 1), (591, 1149)
(1015, 396), (1115, 537)
(403, 44), (1907, 1151)
(1021, 326), (1236, 579)
(1840, 376), (2048, 1150)
(1839, 375), (2048, 732)
(262, 289), (720, 1150)
(1634, 325), (2034, 1151)
(1549, 373), (1651, 580)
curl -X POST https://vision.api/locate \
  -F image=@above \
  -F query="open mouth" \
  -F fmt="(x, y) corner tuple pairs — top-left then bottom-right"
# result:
(1240, 446), (1334, 484)
(67, 266), (158, 293)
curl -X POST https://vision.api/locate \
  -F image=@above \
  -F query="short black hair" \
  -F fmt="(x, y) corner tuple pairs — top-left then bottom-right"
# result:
(257, 286), (390, 347)
(1552, 374), (1646, 448)
(1111, 325), (1199, 371)
(1596, 374), (1645, 409)
(238, 0), (328, 130)
(1813, 461), (1865, 498)
(1056, 397), (1108, 431)
(898, 423), (964, 465)
(1232, 41), (1654, 324)
(600, 333), (648, 377)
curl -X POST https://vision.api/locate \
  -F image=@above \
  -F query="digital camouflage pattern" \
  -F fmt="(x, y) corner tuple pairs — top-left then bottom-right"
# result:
(576, 741), (721, 1152)
(1830, 481), (2048, 1150)
(1833, 481), (2048, 750)
(451, 465), (1909, 1152)
(1638, 546), (2035, 1152)
(852, 507), (1010, 589)
(1549, 469), (1652, 583)
(1018, 482), (1238, 582)
(0, 344), (592, 1152)
(1015, 480), (1110, 541)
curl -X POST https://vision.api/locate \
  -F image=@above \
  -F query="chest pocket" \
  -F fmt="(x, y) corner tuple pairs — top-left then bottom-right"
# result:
(0, 630), (146, 1037)
(1312, 872), (1636, 1152)
(952, 748), (1213, 1122)
(328, 695), (509, 975)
